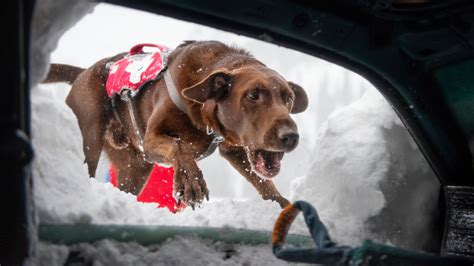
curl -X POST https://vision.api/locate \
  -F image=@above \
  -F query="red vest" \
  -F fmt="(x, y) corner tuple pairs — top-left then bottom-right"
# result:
(106, 43), (169, 97)
(106, 44), (185, 213)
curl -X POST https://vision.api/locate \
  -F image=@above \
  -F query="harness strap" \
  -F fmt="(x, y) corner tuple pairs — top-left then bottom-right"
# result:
(164, 70), (188, 114)
(198, 126), (225, 160)
(120, 90), (150, 163)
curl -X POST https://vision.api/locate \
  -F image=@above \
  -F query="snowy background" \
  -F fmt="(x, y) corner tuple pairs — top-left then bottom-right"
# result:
(31, 2), (442, 261)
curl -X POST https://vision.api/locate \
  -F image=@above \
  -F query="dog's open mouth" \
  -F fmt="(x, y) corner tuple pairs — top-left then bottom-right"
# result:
(245, 148), (284, 179)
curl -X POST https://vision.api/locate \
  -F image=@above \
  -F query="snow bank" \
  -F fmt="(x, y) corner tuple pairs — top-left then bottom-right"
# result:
(30, 0), (96, 85)
(291, 89), (440, 250)
(29, 236), (286, 266)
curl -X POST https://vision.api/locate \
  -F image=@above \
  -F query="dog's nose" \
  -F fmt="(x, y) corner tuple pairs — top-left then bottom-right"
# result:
(278, 129), (299, 151)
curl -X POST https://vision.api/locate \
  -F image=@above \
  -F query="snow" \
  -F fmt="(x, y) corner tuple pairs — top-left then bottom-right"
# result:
(30, 1), (441, 264)
(29, 237), (288, 266)
(291, 89), (440, 249)
(30, 0), (96, 86)
(29, 0), (97, 260)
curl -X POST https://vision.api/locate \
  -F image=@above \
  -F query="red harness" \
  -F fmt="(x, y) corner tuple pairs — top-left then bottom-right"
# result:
(106, 43), (169, 97)
(106, 44), (185, 213)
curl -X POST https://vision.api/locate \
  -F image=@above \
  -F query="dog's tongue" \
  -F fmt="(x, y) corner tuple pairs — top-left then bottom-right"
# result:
(255, 151), (283, 177)
(255, 152), (267, 174)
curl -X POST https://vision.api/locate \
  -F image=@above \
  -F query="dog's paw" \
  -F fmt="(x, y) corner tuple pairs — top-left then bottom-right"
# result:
(173, 163), (209, 209)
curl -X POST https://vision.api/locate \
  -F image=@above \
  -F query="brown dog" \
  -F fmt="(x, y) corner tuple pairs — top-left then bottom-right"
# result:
(44, 41), (308, 208)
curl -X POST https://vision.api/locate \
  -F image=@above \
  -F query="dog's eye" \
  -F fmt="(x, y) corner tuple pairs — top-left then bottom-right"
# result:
(285, 95), (294, 105)
(247, 91), (259, 101)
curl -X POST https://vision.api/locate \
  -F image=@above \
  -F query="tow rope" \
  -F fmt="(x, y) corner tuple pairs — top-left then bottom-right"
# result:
(272, 201), (471, 265)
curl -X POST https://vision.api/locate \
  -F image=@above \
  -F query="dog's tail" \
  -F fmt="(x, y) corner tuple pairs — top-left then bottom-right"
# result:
(42, 63), (85, 85)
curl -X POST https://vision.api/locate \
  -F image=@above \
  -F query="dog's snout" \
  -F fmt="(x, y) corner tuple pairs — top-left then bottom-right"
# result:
(278, 128), (299, 151)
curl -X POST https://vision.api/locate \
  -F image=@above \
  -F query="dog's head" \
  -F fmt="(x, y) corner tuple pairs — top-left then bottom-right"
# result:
(182, 64), (308, 179)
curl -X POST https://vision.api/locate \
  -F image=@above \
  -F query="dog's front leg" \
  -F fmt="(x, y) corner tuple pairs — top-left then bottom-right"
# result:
(143, 122), (208, 208)
(219, 144), (290, 208)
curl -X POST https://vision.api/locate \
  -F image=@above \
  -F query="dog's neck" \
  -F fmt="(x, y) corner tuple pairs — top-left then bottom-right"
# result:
(163, 70), (187, 114)
(163, 67), (227, 151)
(165, 44), (257, 147)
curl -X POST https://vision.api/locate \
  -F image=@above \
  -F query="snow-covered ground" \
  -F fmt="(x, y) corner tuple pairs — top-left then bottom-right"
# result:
(29, 236), (288, 266)
(30, 1), (441, 264)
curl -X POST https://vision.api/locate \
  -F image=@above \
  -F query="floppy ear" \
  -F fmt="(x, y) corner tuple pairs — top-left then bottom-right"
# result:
(182, 69), (232, 104)
(287, 81), (308, 114)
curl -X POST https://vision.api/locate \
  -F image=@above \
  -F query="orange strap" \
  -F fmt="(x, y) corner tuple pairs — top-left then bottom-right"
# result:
(272, 203), (300, 248)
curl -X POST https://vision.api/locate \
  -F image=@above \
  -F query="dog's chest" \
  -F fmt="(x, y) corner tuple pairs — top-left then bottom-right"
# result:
(106, 44), (169, 97)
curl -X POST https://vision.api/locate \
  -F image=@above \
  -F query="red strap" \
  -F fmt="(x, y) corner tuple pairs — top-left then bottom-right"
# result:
(108, 163), (185, 213)
(129, 43), (168, 55)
